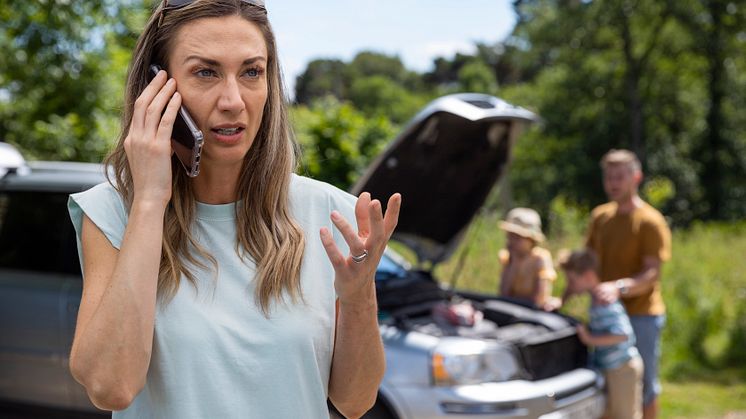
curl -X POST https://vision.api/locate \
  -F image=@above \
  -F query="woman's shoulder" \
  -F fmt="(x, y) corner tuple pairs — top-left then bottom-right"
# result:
(290, 173), (356, 206)
(70, 181), (125, 210)
(68, 181), (128, 249)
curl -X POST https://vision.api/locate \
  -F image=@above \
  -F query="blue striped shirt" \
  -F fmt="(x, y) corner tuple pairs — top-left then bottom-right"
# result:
(588, 301), (639, 370)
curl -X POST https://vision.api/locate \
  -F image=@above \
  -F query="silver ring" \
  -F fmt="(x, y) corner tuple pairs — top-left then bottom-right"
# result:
(351, 249), (368, 264)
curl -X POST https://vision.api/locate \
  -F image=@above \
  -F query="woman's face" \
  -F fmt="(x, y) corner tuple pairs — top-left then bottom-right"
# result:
(167, 15), (269, 170)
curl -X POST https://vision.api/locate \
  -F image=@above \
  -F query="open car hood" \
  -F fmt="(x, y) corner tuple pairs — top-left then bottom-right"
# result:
(351, 93), (537, 266)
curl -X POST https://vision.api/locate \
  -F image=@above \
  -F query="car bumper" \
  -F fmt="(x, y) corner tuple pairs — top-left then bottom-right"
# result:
(387, 368), (605, 419)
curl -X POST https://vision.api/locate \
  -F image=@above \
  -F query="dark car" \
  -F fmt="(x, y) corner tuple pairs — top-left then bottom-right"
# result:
(0, 94), (604, 418)
(0, 143), (107, 417)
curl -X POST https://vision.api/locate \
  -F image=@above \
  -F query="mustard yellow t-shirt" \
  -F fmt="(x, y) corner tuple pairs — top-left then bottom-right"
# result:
(586, 201), (671, 316)
(499, 247), (556, 306)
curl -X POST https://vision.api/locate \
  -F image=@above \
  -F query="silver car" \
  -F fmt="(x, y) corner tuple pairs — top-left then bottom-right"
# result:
(329, 94), (605, 418)
(0, 94), (605, 418)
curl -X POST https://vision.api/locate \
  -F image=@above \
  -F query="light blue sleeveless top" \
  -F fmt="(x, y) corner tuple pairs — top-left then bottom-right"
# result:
(68, 174), (356, 419)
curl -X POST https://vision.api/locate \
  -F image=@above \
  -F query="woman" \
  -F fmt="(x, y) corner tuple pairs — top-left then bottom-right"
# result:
(67, 1), (400, 418)
(497, 208), (558, 311)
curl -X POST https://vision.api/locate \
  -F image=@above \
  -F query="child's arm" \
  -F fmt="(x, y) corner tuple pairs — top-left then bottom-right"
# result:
(498, 250), (512, 296)
(576, 324), (628, 347)
(532, 253), (558, 310)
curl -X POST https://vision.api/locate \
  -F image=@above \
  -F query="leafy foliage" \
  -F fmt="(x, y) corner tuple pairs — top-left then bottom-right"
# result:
(0, 0), (147, 162)
(294, 51), (430, 124)
(499, 0), (746, 224)
(3, 1), (743, 224)
(291, 97), (397, 190)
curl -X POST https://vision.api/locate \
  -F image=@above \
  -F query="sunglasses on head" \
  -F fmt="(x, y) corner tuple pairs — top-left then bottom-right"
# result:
(158, 0), (267, 27)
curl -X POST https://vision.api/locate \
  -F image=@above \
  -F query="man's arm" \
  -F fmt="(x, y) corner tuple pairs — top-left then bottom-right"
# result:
(616, 256), (662, 296)
(594, 256), (662, 303)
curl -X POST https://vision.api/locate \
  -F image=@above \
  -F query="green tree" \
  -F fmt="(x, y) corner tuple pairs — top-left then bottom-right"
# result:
(670, 0), (746, 220)
(348, 51), (408, 84)
(422, 42), (508, 92)
(499, 0), (745, 224)
(293, 58), (350, 105)
(291, 97), (397, 190)
(0, 0), (147, 162)
(294, 51), (428, 113)
(348, 75), (427, 124)
(457, 61), (499, 95)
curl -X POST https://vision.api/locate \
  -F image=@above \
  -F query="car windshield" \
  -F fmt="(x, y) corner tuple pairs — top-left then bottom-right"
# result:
(375, 252), (408, 281)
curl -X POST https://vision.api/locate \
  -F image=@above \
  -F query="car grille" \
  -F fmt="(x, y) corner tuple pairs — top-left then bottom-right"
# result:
(516, 328), (588, 380)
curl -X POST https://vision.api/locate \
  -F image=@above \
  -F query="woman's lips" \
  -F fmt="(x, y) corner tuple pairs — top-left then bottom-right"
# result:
(211, 127), (245, 144)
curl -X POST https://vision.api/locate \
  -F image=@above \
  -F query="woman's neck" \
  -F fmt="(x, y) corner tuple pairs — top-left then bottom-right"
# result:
(191, 163), (242, 204)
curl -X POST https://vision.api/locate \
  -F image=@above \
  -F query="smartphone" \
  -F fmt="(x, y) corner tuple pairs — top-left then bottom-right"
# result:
(147, 64), (204, 177)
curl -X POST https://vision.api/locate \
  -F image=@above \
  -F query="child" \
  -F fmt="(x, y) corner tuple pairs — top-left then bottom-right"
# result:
(498, 207), (559, 310)
(559, 249), (644, 419)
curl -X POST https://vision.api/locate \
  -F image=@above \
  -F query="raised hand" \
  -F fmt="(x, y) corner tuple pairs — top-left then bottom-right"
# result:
(319, 192), (402, 304)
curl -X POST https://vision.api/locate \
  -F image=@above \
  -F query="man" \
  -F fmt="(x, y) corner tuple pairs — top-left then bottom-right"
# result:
(585, 149), (671, 419)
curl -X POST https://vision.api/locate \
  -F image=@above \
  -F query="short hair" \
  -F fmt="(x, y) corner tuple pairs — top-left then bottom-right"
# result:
(600, 149), (641, 173)
(558, 249), (599, 275)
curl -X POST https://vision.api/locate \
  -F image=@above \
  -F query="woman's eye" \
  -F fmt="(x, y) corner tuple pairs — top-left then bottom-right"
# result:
(245, 68), (263, 78)
(196, 69), (215, 78)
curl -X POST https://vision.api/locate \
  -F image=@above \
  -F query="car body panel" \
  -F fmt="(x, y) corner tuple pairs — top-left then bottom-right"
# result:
(351, 94), (537, 265)
(0, 270), (69, 407)
(386, 369), (604, 418)
(0, 177), (104, 413)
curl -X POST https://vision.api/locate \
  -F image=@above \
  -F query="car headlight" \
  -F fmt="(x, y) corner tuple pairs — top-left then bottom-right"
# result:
(431, 339), (522, 386)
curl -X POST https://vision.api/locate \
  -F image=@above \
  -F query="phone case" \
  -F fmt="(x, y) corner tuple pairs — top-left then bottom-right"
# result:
(148, 64), (204, 177)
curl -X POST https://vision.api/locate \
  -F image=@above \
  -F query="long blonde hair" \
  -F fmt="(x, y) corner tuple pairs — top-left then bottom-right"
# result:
(105, 0), (305, 315)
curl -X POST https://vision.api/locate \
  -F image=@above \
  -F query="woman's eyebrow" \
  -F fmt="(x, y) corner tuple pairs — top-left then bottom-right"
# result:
(183, 55), (267, 66)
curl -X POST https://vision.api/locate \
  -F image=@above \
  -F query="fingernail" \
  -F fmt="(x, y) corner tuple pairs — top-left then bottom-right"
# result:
(331, 211), (340, 220)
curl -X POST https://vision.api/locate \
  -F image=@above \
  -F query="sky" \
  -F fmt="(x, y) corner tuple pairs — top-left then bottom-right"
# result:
(266, 0), (517, 95)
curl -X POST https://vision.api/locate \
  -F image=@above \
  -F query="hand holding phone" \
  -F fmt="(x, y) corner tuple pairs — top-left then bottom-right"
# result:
(147, 65), (204, 177)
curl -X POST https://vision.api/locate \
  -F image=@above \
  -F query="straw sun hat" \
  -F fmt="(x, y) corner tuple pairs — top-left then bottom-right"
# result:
(499, 207), (546, 242)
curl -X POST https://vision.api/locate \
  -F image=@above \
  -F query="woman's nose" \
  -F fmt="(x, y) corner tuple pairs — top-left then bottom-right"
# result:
(217, 78), (245, 113)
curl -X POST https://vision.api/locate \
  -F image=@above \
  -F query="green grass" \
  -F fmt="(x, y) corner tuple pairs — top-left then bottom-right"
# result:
(392, 211), (746, 418)
(660, 377), (746, 418)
